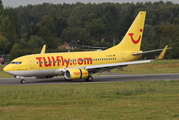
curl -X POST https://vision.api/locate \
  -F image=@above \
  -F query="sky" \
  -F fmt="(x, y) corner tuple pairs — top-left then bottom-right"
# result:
(2, 0), (179, 8)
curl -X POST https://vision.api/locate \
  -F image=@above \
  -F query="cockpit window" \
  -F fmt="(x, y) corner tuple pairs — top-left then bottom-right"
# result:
(17, 62), (22, 65)
(10, 61), (22, 65)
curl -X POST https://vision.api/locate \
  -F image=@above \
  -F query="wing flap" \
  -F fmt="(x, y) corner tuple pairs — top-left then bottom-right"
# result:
(85, 60), (151, 70)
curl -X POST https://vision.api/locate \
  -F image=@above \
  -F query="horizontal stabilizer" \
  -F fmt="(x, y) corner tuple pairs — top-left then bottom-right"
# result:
(133, 47), (172, 55)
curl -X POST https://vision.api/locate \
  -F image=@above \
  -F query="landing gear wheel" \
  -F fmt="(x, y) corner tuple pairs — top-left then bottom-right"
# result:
(20, 79), (26, 84)
(85, 75), (93, 82)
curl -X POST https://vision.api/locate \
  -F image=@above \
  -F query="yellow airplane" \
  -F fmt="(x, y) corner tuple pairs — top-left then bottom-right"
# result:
(3, 11), (168, 84)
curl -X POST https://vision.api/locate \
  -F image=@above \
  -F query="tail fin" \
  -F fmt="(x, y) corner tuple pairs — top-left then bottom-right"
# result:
(106, 11), (146, 51)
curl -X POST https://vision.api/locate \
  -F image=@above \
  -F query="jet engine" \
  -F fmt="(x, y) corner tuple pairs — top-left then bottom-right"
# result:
(64, 68), (89, 80)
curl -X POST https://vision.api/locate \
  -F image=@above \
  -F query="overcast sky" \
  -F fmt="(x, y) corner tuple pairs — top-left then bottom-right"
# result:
(2, 0), (179, 8)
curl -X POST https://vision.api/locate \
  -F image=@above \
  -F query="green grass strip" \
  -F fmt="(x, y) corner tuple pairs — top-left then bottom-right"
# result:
(0, 81), (179, 119)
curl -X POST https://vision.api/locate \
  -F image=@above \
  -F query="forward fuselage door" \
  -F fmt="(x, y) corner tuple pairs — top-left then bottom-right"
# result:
(28, 57), (35, 69)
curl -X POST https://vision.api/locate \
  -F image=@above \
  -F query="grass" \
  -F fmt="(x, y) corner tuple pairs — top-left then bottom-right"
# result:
(1, 60), (179, 119)
(1, 60), (179, 78)
(0, 65), (13, 78)
(0, 81), (179, 119)
(0, 65), (4, 71)
(0, 71), (13, 78)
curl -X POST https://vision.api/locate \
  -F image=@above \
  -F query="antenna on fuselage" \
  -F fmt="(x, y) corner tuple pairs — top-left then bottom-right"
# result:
(40, 45), (46, 54)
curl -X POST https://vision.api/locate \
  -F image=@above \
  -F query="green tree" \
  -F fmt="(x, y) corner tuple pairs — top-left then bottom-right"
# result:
(142, 24), (158, 50)
(0, 0), (2, 8)
(36, 15), (59, 49)
(54, 17), (68, 38)
(0, 34), (8, 54)
(173, 18), (179, 25)
(115, 14), (133, 41)
(61, 27), (91, 45)
(10, 43), (32, 60)
(0, 14), (18, 53)
(28, 35), (45, 48)
(85, 19), (105, 41)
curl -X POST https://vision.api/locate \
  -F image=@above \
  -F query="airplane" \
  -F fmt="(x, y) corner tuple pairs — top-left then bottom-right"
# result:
(3, 11), (169, 84)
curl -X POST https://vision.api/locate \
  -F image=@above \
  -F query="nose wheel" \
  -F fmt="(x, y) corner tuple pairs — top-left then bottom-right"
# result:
(20, 79), (26, 84)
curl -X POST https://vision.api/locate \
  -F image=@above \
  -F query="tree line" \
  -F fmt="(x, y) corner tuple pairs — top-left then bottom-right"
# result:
(0, 1), (179, 60)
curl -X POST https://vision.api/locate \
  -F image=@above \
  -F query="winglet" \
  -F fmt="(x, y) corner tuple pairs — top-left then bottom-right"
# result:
(40, 45), (46, 54)
(155, 45), (168, 60)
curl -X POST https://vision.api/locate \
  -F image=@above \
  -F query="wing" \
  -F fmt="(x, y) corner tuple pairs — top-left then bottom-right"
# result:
(85, 60), (151, 73)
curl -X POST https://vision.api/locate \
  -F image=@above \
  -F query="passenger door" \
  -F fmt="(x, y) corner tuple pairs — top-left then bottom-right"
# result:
(28, 57), (35, 69)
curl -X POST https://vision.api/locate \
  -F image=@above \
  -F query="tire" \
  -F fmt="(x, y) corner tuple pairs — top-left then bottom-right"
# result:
(20, 79), (26, 84)
(85, 75), (93, 82)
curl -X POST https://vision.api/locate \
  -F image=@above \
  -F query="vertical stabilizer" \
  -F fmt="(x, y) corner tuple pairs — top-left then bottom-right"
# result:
(106, 11), (146, 51)
(40, 45), (46, 54)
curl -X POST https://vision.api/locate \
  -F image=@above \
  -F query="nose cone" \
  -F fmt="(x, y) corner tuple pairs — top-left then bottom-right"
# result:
(3, 64), (16, 76)
(3, 65), (12, 72)
(3, 66), (7, 72)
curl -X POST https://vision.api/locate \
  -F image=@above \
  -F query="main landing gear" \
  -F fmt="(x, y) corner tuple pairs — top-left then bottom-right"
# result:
(64, 75), (93, 82)
(20, 79), (26, 84)
(85, 75), (93, 82)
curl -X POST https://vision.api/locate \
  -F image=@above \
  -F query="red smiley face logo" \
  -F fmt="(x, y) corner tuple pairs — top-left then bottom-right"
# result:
(129, 29), (143, 44)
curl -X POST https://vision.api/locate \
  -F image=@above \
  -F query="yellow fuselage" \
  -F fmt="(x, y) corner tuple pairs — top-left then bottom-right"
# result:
(4, 50), (141, 77)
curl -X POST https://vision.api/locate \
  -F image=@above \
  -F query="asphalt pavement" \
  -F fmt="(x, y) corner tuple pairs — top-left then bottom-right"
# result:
(0, 73), (179, 86)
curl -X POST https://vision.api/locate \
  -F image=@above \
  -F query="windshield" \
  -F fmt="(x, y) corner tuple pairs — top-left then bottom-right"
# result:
(10, 61), (22, 65)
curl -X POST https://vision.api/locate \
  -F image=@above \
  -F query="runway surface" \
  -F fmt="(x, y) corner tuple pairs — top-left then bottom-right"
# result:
(0, 73), (179, 86)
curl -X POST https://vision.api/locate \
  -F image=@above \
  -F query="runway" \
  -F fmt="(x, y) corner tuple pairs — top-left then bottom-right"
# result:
(0, 73), (179, 86)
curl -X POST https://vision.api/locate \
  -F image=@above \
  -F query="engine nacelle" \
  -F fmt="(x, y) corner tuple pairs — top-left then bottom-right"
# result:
(36, 76), (54, 79)
(64, 68), (89, 80)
